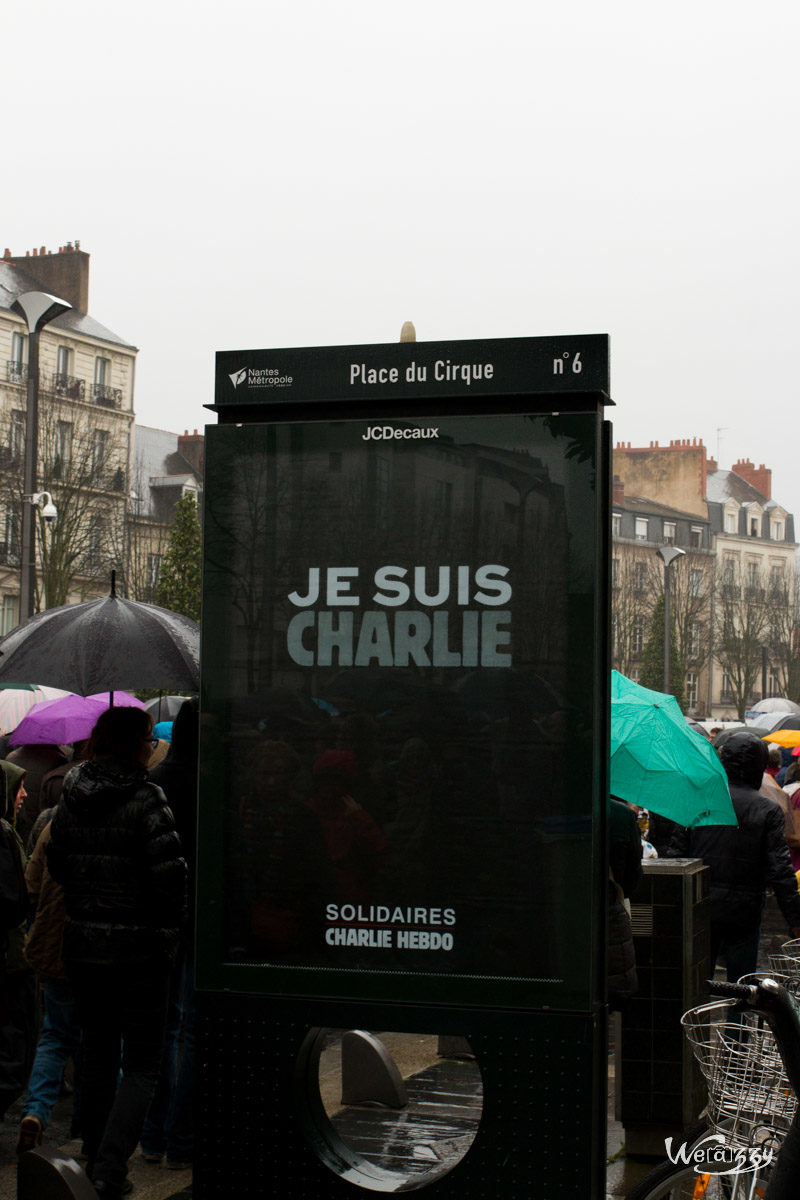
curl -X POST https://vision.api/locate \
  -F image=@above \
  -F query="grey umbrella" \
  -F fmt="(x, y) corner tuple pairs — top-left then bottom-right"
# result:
(144, 694), (193, 721)
(0, 574), (199, 695)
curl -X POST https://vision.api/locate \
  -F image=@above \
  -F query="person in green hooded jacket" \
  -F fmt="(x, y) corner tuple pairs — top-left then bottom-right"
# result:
(0, 761), (37, 1121)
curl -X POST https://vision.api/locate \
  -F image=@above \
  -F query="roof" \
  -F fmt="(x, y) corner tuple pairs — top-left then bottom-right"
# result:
(0, 260), (137, 351)
(131, 425), (201, 520)
(706, 468), (768, 507)
(150, 474), (197, 489)
(614, 495), (708, 522)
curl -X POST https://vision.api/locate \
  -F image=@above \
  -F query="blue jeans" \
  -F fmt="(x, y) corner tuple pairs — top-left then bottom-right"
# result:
(22, 977), (82, 1132)
(141, 949), (195, 1164)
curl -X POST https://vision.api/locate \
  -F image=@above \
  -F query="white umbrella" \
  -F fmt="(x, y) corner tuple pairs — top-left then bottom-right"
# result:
(0, 684), (74, 735)
(751, 697), (800, 714)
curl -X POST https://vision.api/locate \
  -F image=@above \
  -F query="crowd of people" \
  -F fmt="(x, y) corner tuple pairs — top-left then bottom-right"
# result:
(615, 728), (800, 988)
(0, 698), (198, 1200)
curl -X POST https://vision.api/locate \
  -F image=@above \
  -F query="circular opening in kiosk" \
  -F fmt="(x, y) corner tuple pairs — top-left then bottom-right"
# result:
(296, 1029), (483, 1191)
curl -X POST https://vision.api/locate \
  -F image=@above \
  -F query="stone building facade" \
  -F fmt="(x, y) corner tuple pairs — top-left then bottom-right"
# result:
(612, 439), (797, 719)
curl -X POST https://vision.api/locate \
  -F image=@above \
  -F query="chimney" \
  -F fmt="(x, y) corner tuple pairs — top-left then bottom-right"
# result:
(178, 430), (205, 479)
(5, 244), (90, 313)
(612, 475), (625, 506)
(731, 458), (771, 499)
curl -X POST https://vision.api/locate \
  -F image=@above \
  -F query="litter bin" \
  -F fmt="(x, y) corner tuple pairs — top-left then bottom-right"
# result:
(617, 857), (710, 1156)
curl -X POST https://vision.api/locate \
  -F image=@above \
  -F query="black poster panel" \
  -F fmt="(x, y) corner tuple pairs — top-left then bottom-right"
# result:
(198, 410), (605, 1011)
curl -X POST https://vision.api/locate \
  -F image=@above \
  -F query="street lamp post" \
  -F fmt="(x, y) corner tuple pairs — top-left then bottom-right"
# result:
(10, 291), (72, 621)
(656, 544), (686, 695)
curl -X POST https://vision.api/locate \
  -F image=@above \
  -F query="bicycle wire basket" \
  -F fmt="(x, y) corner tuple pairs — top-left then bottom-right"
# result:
(769, 939), (800, 987)
(681, 996), (797, 1153)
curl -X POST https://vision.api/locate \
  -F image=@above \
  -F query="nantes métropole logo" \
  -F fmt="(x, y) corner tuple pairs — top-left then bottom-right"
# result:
(228, 366), (294, 391)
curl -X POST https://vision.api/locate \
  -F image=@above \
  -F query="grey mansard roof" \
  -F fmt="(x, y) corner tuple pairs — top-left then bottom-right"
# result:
(131, 425), (200, 521)
(0, 260), (137, 351)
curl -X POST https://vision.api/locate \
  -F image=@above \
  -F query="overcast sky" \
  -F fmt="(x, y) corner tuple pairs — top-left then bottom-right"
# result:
(6, 1), (799, 518)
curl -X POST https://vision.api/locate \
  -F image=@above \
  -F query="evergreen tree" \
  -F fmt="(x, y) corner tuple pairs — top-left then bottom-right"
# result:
(639, 595), (686, 710)
(154, 494), (201, 621)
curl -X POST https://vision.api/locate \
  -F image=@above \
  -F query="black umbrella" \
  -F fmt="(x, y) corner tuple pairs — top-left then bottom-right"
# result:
(144, 694), (194, 722)
(0, 574), (199, 695)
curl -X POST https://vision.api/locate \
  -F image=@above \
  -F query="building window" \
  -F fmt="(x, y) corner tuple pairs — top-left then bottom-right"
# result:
(0, 595), (17, 635)
(663, 521), (676, 545)
(612, 512), (622, 537)
(725, 511), (737, 534)
(689, 622), (701, 660)
(749, 517), (760, 537)
(633, 561), (647, 592)
(635, 517), (648, 541)
(56, 345), (71, 375)
(147, 553), (162, 591)
(686, 672), (698, 709)
(9, 410), (24, 460)
(771, 519), (784, 541)
(746, 561), (759, 589)
(721, 673), (733, 700)
(94, 356), (110, 386)
(611, 557), (619, 588)
(92, 429), (109, 480)
(10, 332), (27, 379)
(0, 505), (20, 560)
(53, 421), (73, 479)
(689, 569), (703, 597)
(87, 519), (108, 571)
(632, 620), (644, 654)
(770, 564), (784, 596)
(769, 668), (781, 695)
(690, 525), (703, 548)
(630, 666), (640, 683)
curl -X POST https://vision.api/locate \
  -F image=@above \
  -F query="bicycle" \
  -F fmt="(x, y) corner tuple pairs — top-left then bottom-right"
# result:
(626, 974), (800, 1199)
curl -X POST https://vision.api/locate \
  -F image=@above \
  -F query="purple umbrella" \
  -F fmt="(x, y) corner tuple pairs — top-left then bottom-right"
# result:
(10, 691), (145, 746)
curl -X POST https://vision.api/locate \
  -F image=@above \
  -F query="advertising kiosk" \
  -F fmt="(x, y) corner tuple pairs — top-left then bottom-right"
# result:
(196, 333), (612, 1196)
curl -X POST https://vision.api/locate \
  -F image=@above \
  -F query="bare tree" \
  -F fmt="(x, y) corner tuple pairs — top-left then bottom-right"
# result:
(0, 400), (128, 611)
(610, 550), (660, 677)
(713, 562), (773, 719)
(763, 568), (800, 702)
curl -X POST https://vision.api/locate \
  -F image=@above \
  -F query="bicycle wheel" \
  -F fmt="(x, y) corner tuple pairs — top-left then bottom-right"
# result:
(626, 1160), (766, 1198)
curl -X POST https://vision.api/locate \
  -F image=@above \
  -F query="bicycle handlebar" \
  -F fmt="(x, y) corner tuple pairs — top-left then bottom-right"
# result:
(708, 980), (759, 1001)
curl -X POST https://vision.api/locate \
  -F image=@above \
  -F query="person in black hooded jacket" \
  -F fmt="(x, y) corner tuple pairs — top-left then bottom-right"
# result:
(667, 730), (800, 981)
(47, 706), (186, 1200)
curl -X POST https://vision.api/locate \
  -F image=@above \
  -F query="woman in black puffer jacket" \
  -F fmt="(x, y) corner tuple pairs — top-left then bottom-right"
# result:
(48, 707), (186, 1200)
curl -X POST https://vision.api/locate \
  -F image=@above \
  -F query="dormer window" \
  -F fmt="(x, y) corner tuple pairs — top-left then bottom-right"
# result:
(772, 519), (784, 541)
(663, 521), (676, 545)
(725, 510), (737, 534)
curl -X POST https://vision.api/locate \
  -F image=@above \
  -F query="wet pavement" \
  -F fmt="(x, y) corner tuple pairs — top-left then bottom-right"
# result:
(331, 1055), (482, 1181)
(0, 1085), (191, 1200)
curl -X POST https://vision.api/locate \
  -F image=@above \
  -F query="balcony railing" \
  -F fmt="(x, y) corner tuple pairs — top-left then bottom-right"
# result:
(93, 383), (123, 409)
(6, 361), (27, 385)
(52, 373), (86, 400)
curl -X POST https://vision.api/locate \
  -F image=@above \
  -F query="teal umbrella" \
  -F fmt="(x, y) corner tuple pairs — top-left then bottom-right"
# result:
(610, 671), (736, 827)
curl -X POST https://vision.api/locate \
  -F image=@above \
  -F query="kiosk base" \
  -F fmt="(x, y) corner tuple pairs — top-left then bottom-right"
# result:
(194, 991), (606, 1197)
